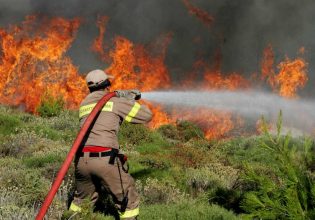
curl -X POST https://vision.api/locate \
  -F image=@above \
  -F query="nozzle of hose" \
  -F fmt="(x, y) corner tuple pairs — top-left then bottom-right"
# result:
(115, 90), (141, 100)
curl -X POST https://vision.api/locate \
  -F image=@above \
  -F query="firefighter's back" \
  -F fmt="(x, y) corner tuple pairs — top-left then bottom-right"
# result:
(79, 90), (152, 149)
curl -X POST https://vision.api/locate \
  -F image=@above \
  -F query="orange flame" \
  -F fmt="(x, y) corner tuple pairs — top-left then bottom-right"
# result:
(92, 18), (175, 130)
(0, 16), (87, 113)
(106, 34), (172, 91)
(146, 103), (174, 129)
(202, 49), (251, 90)
(203, 71), (251, 91)
(182, 57), (250, 90)
(182, 0), (214, 28)
(261, 45), (308, 98)
(275, 57), (308, 98)
(174, 108), (235, 139)
(91, 15), (110, 62)
(0, 15), (310, 140)
(261, 44), (277, 89)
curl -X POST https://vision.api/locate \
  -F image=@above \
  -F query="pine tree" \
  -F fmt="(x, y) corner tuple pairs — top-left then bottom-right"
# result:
(240, 111), (315, 220)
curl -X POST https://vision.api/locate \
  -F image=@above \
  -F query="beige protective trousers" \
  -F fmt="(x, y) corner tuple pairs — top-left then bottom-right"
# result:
(70, 153), (140, 219)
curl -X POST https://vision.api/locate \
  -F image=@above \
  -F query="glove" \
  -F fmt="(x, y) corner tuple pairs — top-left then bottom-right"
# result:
(130, 90), (141, 100)
(115, 90), (141, 100)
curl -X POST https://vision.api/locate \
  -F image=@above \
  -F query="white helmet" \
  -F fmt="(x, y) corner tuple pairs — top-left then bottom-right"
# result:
(85, 69), (113, 88)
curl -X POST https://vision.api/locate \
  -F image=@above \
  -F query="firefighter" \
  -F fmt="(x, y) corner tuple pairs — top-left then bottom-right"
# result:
(69, 69), (152, 219)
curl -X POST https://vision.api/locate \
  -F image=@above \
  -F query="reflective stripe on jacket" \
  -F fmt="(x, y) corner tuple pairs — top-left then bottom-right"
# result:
(79, 91), (152, 149)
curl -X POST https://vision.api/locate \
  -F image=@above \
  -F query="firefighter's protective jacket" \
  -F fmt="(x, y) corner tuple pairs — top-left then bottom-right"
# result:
(79, 90), (152, 149)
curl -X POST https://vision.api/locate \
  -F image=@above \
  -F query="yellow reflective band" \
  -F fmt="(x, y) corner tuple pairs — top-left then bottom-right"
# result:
(125, 102), (141, 122)
(69, 202), (82, 212)
(102, 101), (113, 112)
(79, 103), (96, 118)
(79, 102), (114, 118)
(119, 207), (139, 218)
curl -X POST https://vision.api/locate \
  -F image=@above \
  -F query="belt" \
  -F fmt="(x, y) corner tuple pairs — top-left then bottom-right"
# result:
(78, 147), (127, 165)
(78, 151), (112, 157)
(82, 146), (112, 152)
(79, 146), (113, 157)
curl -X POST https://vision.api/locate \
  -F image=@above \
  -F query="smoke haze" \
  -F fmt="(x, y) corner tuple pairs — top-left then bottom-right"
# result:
(0, 0), (314, 94)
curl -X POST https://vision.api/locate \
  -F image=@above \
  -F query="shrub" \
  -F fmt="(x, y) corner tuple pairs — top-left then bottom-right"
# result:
(0, 113), (21, 136)
(185, 138), (213, 150)
(0, 167), (50, 204)
(157, 124), (180, 140)
(135, 133), (169, 154)
(19, 113), (35, 123)
(0, 105), (13, 114)
(137, 178), (186, 204)
(23, 153), (64, 168)
(176, 120), (205, 141)
(118, 122), (154, 146)
(23, 110), (78, 142)
(0, 178), (76, 220)
(61, 197), (115, 220)
(211, 188), (243, 214)
(37, 93), (64, 117)
(158, 121), (205, 142)
(171, 144), (212, 168)
(139, 157), (170, 169)
(213, 135), (278, 167)
(185, 163), (242, 212)
(31, 125), (63, 141)
(0, 128), (65, 157)
(0, 130), (42, 157)
(139, 202), (240, 220)
(0, 203), (36, 220)
(186, 163), (239, 194)
(48, 110), (78, 131)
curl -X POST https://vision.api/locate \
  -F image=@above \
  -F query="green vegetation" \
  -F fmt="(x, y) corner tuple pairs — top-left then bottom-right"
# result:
(0, 105), (314, 219)
(158, 120), (205, 141)
(36, 93), (65, 117)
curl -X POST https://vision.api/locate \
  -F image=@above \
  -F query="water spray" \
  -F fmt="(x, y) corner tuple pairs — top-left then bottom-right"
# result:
(142, 90), (315, 135)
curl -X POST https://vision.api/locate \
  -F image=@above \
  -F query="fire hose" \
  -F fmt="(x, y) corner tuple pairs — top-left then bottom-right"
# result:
(35, 92), (116, 220)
